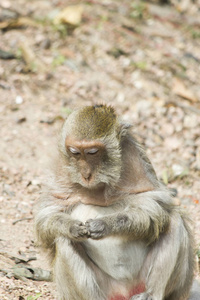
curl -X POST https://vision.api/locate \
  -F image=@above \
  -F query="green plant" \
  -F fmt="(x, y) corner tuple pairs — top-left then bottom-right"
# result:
(27, 293), (42, 300)
(52, 54), (66, 67)
(130, 2), (146, 19)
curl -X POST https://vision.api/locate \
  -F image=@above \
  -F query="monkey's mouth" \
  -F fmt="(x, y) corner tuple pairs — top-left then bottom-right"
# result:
(79, 177), (105, 189)
(81, 178), (100, 189)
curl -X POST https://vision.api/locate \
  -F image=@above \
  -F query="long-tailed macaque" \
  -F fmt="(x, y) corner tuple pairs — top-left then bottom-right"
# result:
(35, 105), (200, 300)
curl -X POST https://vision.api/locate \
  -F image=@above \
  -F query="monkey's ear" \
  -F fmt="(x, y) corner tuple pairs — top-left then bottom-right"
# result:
(117, 123), (132, 140)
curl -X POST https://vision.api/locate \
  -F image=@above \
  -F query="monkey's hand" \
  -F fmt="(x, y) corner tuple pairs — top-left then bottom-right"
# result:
(85, 215), (131, 239)
(68, 220), (88, 241)
(85, 219), (109, 239)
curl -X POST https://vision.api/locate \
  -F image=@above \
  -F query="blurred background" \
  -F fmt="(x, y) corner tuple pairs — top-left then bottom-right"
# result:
(0, 0), (200, 299)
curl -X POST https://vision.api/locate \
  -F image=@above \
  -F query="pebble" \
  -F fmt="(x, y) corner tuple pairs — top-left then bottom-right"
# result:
(164, 136), (182, 150)
(162, 123), (174, 136)
(172, 164), (185, 177)
(15, 95), (23, 105)
(184, 115), (199, 128)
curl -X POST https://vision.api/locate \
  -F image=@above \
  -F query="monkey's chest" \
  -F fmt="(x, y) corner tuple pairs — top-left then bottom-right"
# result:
(83, 237), (147, 281)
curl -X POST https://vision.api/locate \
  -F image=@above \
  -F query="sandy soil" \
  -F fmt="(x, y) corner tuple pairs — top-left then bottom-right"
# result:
(0, 0), (200, 299)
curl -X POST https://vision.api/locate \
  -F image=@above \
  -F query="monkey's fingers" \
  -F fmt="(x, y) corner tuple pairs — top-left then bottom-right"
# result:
(69, 221), (88, 240)
(85, 219), (108, 239)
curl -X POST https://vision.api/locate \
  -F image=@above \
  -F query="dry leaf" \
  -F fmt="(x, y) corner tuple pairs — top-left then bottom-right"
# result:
(162, 169), (169, 185)
(53, 5), (83, 26)
(12, 265), (52, 281)
(175, 0), (191, 13)
(20, 41), (46, 72)
(172, 78), (197, 103)
(0, 17), (38, 29)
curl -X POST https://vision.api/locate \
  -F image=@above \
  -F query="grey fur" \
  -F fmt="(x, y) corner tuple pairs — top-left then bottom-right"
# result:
(34, 106), (199, 300)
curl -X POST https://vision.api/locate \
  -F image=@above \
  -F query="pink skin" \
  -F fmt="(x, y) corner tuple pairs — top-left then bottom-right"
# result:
(109, 282), (146, 300)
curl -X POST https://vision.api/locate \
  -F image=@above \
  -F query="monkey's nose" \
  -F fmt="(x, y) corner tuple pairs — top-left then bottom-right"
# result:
(81, 170), (92, 181)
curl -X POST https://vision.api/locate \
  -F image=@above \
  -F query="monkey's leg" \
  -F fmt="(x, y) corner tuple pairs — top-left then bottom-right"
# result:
(54, 238), (106, 300)
(133, 214), (194, 300)
(188, 281), (200, 300)
(130, 294), (153, 300)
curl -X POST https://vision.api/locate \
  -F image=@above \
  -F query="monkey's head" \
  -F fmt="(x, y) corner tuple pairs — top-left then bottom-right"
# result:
(59, 105), (127, 189)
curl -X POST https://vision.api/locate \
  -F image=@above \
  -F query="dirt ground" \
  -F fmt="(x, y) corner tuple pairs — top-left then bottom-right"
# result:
(0, 0), (200, 299)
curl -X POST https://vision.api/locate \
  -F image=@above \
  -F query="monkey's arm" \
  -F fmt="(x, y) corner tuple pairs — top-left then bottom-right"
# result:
(35, 196), (88, 249)
(86, 190), (172, 243)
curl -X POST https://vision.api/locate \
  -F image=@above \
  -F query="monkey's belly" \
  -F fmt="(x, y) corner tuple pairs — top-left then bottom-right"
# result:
(83, 237), (147, 281)
(71, 203), (148, 281)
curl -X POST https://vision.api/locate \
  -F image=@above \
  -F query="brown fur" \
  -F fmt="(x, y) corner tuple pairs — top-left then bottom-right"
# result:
(35, 105), (198, 300)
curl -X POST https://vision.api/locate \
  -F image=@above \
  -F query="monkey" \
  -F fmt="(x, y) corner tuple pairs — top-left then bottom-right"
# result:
(35, 104), (200, 300)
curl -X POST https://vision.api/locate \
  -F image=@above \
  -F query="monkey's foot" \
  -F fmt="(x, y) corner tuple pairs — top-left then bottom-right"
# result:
(130, 293), (153, 300)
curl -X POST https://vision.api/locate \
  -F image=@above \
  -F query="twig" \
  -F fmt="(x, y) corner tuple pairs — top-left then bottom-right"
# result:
(0, 251), (36, 263)
(166, 101), (200, 115)
(12, 217), (33, 225)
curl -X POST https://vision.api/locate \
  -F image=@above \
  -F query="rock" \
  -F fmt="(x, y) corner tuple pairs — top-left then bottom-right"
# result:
(3, 184), (15, 197)
(184, 115), (199, 129)
(164, 136), (182, 150)
(172, 164), (186, 177)
(53, 5), (83, 26)
(15, 95), (23, 104)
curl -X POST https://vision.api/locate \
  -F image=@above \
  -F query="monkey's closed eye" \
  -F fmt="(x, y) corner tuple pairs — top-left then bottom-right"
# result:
(85, 148), (99, 155)
(68, 147), (81, 155)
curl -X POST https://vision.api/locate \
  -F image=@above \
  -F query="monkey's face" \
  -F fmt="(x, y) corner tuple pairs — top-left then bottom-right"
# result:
(65, 136), (121, 189)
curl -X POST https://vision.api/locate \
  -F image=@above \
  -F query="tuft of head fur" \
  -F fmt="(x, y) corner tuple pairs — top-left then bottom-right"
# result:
(61, 104), (117, 141)
(76, 105), (117, 139)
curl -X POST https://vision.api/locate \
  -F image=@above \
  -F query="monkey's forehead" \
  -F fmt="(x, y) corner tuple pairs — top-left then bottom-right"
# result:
(66, 105), (117, 139)
(65, 136), (105, 148)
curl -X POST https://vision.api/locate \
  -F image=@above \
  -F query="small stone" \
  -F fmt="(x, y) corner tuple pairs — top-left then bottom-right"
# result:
(164, 136), (182, 150)
(1, 1), (11, 8)
(184, 115), (199, 128)
(3, 184), (15, 196)
(163, 123), (174, 136)
(15, 95), (23, 104)
(31, 179), (41, 186)
(116, 92), (125, 103)
(172, 164), (185, 177)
